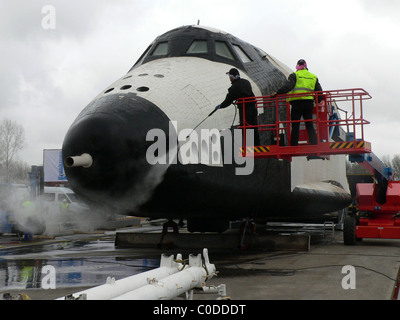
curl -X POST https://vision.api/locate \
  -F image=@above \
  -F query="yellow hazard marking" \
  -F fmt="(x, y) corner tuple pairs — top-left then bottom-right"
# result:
(240, 146), (270, 153)
(330, 141), (365, 149)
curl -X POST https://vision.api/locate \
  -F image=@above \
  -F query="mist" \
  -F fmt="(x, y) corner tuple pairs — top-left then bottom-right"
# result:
(3, 198), (103, 237)
(1, 188), (115, 237)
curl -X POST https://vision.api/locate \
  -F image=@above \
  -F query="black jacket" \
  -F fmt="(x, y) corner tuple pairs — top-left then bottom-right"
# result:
(220, 78), (255, 109)
(220, 78), (258, 126)
(277, 71), (323, 102)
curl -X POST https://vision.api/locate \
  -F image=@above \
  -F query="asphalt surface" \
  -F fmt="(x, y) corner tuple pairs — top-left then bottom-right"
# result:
(0, 225), (400, 300)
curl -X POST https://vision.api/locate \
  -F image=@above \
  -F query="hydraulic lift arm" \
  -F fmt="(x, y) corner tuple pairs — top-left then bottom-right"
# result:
(349, 152), (393, 205)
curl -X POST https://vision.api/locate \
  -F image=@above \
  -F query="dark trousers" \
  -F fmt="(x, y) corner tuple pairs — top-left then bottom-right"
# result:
(290, 100), (317, 146)
(239, 104), (260, 146)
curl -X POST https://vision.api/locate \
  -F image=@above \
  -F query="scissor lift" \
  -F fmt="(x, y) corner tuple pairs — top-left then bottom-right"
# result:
(237, 88), (372, 161)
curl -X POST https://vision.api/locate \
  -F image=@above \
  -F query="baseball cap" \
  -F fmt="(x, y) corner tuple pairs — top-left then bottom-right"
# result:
(226, 68), (240, 77)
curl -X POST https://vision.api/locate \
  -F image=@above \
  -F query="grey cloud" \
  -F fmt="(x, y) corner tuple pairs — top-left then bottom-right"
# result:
(1, 0), (399, 165)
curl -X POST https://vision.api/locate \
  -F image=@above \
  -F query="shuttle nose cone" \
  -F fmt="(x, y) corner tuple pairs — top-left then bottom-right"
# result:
(62, 93), (171, 212)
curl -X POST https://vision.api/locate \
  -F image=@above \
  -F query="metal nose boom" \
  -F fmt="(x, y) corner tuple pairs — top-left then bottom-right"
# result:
(64, 153), (93, 168)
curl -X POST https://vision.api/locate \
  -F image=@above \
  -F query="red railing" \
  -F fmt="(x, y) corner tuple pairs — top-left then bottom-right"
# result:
(236, 88), (372, 160)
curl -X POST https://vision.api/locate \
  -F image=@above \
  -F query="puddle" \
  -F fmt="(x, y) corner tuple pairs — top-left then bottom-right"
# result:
(0, 257), (159, 290)
(0, 238), (159, 290)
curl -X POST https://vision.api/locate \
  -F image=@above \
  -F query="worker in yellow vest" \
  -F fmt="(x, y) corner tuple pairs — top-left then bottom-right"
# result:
(19, 199), (45, 239)
(60, 199), (69, 213)
(20, 199), (36, 240)
(274, 59), (323, 146)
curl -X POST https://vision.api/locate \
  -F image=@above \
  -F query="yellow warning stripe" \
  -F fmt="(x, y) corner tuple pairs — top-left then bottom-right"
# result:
(240, 146), (270, 153)
(330, 141), (365, 149)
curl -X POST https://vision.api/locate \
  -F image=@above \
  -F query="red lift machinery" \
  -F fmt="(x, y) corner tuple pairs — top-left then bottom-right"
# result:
(345, 152), (399, 244)
(237, 88), (400, 244)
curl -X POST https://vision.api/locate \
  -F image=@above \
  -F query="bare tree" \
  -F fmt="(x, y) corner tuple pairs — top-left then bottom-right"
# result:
(347, 154), (400, 181)
(346, 160), (370, 175)
(8, 160), (30, 183)
(375, 154), (400, 181)
(0, 119), (26, 182)
(392, 155), (400, 180)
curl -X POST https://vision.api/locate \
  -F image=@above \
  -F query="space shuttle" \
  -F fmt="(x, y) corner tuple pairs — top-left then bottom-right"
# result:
(62, 25), (351, 232)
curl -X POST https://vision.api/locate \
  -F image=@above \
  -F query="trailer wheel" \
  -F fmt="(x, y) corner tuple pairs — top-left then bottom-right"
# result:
(343, 214), (357, 245)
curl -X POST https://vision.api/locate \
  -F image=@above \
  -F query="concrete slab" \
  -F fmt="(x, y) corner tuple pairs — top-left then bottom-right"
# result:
(204, 233), (400, 300)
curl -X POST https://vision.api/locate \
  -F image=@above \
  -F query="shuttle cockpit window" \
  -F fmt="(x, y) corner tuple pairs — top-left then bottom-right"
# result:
(215, 41), (235, 60)
(232, 44), (252, 63)
(187, 40), (208, 54)
(134, 44), (152, 67)
(152, 42), (168, 56)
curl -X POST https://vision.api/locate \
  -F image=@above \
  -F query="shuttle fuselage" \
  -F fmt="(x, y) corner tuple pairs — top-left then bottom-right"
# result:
(62, 25), (351, 232)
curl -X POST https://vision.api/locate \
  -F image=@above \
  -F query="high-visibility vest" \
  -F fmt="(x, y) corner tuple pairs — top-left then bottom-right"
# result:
(60, 202), (69, 211)
(288, 69), (317, 101)
(22, 200), (33, 208)
(22, 200), (35, 216)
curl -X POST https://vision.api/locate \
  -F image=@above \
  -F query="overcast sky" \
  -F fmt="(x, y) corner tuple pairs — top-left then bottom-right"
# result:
(1, 0), (400, 165)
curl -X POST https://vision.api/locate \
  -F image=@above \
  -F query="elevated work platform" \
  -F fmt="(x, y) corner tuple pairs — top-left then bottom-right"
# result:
(241, 140), (371, 159)
(237, 88), (372, 161)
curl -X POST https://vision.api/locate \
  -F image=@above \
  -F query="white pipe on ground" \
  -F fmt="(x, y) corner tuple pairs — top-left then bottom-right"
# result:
(56, 254), (183, 300)
(113, 249), (216, 300)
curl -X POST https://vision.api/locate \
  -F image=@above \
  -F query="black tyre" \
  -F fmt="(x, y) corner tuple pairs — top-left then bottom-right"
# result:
(343, 214), (357, 245)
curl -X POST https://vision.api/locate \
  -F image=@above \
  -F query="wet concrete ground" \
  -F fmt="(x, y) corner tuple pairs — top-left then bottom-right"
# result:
(0, 225), (400, 300)
(0, 226), (163, 299)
